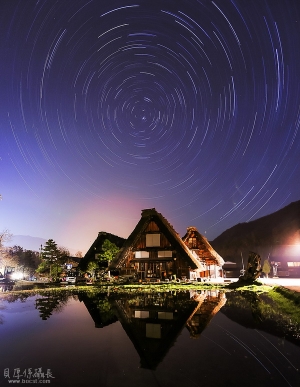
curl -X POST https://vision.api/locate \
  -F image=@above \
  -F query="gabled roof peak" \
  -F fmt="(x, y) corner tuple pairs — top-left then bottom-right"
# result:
(141, 208), (158, 217)
(187, 226), (197, 232)
(111, 208), (204, 270)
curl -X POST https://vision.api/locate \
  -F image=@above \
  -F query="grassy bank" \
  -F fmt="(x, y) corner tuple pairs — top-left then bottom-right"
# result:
(271, 285), (300, 304)
(265, 286), (300, 321)
(0, 280), (275, 298)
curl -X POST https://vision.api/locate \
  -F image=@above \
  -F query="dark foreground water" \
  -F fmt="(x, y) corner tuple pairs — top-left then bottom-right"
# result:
(0, 288), (299, 387)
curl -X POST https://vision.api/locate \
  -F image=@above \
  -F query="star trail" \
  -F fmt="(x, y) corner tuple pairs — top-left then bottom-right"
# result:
(1, 0), (300, 252)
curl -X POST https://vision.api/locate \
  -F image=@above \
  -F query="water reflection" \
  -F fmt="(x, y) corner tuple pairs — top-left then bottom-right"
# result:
(0, 283), (14, 292)
(221, 291), (300, 346)
(78, 290), (226, 369)
(35, 292), (71, 320)
(1, 289), (300, 386)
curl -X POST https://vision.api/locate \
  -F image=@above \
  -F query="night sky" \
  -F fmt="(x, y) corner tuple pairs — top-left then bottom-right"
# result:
(1, 0), (300, 253)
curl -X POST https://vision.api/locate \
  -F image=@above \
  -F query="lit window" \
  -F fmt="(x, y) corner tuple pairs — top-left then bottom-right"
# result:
(157, 312), (173, 320)
(135, 251), (149, 258)
(287, 262), (300, 267)
(146, 233), (160, 247)
(146, 323), (161, 339)
(158, 251), (172, 258)
(135, 311), (149, 318)
(188, 237), (197, 248)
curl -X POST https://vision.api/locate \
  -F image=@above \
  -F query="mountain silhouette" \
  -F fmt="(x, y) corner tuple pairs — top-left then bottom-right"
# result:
(211, 200), (300, 265)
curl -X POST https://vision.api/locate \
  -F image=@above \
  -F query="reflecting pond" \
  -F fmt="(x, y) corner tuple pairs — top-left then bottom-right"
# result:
(1, 288), (300, 387)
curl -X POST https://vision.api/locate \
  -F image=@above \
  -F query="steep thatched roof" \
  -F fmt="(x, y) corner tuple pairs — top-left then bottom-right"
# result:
(79, 231), (125, 271)
(182, 226), (224, 266)
(110, 208), (203, 270)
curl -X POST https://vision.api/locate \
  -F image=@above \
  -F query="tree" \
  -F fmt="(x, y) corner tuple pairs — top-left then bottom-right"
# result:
(87, 261), (98, 279)
(7, 246), (41, 278)
(40, 239), (60, 279)
(36, 260), (51, 276)
(58, 246), (70, 262)
(0, 230), (16, 276)
(97, 239), (120, 268)
(38, 240), (73, 280)
(41, 239), (59, 260)
(262, 259), (271, 278)
(0, 229), (12, 258)
(57, 246), (71, 277)
(0, 229), (12, 245)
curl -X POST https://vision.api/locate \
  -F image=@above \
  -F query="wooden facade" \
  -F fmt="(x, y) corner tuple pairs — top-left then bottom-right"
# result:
(182, 226), (224, 279)
(110, 208), (224, 281)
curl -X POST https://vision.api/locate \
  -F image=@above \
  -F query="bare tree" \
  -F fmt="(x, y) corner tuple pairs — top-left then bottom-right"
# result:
(0, 229), (12, 247)
(58, 246), (70, 259)
(0, 230), (16, 274)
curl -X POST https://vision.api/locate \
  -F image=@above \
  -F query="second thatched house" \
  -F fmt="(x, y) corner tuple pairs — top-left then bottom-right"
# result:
(109, 208), (224, 281)
(182, 226), (224, 280)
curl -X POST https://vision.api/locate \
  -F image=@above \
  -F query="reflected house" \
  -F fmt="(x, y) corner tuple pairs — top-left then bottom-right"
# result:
(77, 290), (227, 369)
(110, 208), (224, 281)
(186, 290), (226, 338)
(111, 291), (226, 369)
(113, 293), (197, 369)
(78, 293), (118, 328)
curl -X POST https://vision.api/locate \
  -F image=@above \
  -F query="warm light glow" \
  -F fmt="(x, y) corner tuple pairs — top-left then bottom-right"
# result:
(294, 244), (300, 253)
(11, 272), (23, 280)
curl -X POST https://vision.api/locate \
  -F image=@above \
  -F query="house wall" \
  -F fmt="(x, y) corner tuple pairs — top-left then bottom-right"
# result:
(183, 230), (223, 279)
(115, 214), (224, 281)
(120, 248), (193, 280)
(134, 221), (172, 249)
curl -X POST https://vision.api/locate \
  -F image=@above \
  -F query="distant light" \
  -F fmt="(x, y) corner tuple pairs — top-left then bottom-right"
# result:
(11, 272), (23, 280)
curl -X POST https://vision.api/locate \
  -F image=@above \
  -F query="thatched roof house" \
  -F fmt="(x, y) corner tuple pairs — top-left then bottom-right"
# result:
(110, 208), (223, 281)
(182, 226), (224, 279)
(79, 231), (125, 272)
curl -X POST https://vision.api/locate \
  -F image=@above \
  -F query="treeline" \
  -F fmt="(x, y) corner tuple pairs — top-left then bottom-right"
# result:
(0, 230), (41, 278)
(0, 230), (78, 280)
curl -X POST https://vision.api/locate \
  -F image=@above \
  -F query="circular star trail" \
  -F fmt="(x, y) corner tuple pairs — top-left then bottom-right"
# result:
(1, 0), (300, 244)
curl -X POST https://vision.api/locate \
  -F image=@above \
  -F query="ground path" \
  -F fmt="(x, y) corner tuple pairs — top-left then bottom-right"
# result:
(214, 277), (300, 293)
(255, 277), (300, 293)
